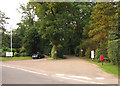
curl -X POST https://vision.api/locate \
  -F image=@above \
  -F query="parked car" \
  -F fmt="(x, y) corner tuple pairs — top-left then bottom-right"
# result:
(32, 53), (45, 59)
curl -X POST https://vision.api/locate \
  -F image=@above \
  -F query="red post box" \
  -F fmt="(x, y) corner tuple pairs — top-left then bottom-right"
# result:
(100, 56), (104, 61)
(100, 56), (104, 65)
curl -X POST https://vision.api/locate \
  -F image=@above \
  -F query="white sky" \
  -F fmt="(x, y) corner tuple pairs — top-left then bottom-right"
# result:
(0, 0), (29, 31)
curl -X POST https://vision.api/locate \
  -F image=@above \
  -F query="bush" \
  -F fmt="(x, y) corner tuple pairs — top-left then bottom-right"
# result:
(75, 45), (85, 57)
(95, 49), (102, 59)
(75, 45), (80, 57)
(20, 47), (26, 53)
(108, 39), (120, 65)
(57, 44), (64, 58)
(12, 48), (16, 52)
(14, 52), (20, 57)
(2, 45), (11, 52)
(43, 46), (52, 56)
(20, 53), (28, 57)
(95, 49), (107, 60)
(2, 52), (6, 57)
(51, 45), (57, 59)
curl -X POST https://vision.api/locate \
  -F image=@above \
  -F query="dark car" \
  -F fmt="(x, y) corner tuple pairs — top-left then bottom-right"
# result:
(32, 53), (45, 59)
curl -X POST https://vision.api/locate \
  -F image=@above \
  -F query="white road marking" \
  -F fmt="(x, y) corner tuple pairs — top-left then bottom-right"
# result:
(57, 77), (104, 84)
(60, 77), (71, 80)
(2, 65), (48, 76)
(56, 75), (104, 84)
(96, 77), (105, 80)
(56, 74), (64, 76)
(2, 65), (104, 84)
(69, 76), (92, 80)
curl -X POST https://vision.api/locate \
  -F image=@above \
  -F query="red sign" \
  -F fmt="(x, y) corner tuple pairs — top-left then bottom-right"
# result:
(100, 56), (104, 61)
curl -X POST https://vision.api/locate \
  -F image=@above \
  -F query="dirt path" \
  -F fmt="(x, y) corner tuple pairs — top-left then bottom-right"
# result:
(2, 55), (118, 84)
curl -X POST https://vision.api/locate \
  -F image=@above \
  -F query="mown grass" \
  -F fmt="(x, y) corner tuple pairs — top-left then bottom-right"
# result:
(79, 56), (119, 76)
(0, 56), (32, 61)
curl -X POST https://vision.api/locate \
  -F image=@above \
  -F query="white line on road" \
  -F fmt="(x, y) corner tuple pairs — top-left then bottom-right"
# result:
(2, 65), (48, 76)
(56, 75), (104, 84)
(96, 77), (105, 80)
(56, 74), (65, 76)
(2, 65), (104, 84)
(69, 76), (92, 80)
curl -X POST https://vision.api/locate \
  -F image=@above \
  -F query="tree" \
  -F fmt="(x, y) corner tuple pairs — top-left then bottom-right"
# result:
(0, 10), (9, 32)
(0, 10), (10, 50)
(30, 2), (75, 59)
(86, 2), (117, 57)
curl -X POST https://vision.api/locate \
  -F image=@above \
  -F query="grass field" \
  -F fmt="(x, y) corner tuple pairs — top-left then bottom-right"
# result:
(0, 56), (32, 61)
(79, 57), (119, 76)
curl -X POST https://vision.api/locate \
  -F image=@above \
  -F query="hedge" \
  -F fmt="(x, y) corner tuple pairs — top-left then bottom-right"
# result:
(108, 39), (120, 65)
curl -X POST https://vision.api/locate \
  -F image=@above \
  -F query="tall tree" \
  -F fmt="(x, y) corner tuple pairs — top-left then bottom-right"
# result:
(0, 10), (10, 48)
(86, 2), (117, 56)
(30, 2), (75, 59)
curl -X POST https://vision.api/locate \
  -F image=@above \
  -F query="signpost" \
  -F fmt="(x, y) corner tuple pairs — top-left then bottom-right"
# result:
(10, 26), (13, 57)
(6, 52), (13, 57)
(91, 50), (94, 60)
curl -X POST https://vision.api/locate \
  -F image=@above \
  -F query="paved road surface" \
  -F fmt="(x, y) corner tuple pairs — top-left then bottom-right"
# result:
(2, 66), (68, 84)
(3, 66), (99, 84)
(2, 55), (118, 84)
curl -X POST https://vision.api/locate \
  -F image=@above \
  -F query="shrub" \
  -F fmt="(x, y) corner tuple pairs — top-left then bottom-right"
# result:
(20, 47), (26, 53)
(20, 53), (28, 57)
(2, 52), (6, 57)
(75, 45), (85, 57)
(75, 45), (80, 57)
(57, 44), (64, 58)
(108, 39), (120, 65)
(95, 49), (102, 59)
(12, 48), (16, 52)
(43, 46), (52, 56)
(14, 52), (20, 57)
(51, 45), (57, 59)
(95, 49), (107, 59)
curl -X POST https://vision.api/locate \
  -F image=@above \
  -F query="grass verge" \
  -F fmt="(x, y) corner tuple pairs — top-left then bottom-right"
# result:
(0, 56), (32, 61)
(79, 56), (119, 76)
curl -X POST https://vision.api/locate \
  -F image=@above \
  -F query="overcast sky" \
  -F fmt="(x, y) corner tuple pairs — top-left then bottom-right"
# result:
(0, 0), (29, 31)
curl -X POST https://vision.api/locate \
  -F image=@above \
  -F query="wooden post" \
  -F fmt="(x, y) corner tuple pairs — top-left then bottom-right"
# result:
(102, 61), (103, 65)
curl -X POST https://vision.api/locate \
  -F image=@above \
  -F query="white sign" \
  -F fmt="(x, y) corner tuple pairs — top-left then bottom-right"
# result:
(6, 52), (13, 57)
(91, 50), (94, 59)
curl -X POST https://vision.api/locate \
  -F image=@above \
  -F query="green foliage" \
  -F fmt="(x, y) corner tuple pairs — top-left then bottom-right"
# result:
(43, 45), (52, 56)
(108, 39), (120, 65)
(51, 45), (57, 59)
(75, 45), (80, 57)
(2, 45), (11, 52)
(19, 47), (26, 53)
(14, 52), (20, 57)
(87, 2), (117, 51)
(57, 44), (64, 58)
(20, 52), (28, 57)
(95, 49), (101, 59)
(12, 48), (16, 52)
(2, 52), (6, 57)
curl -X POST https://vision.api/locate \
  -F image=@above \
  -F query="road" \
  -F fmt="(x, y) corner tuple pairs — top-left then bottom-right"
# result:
(2, 55), (118, 85)
(2, 66), (68, 84)
(3, 66), (100, 84)
(2, 66), (119, 86)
